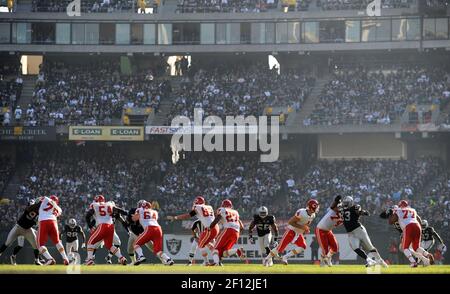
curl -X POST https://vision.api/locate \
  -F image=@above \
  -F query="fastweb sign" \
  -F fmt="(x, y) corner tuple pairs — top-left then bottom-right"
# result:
(69, 126), (143, 141)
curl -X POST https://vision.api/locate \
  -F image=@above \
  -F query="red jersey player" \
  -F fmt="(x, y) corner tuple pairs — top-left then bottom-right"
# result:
(37, 195), (69, 265)
(85, 195), (127, 265)
(167, 196), (218, 265)
(264, 199), (319, 266)
(132, 201), (174, 266)
(315, 195), (343, 267)
(209, 199), (246, 266)
(388, 200), (433, 267)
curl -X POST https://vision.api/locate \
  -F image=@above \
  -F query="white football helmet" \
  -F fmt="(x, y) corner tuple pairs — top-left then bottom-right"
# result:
(68, 218), (77, 228)
(342, 196), (354, 208)
(421, 219), (428, 228)
(258, 206), (268, 218)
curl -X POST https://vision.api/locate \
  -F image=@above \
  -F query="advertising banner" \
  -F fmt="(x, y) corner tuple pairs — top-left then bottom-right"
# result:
(0, 127), (56, 141)
(164, 234), (356, 262)
(69, 126), (144, 141)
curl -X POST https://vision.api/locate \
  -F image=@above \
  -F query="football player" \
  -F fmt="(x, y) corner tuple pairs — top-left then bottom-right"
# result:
(132, 201), (174, 266)
(388, 200), (434, 267)
(248, 206), (279, 264)
(209, 199), (246, 266)
(167, 196), (218, 265)
(61, 218), (86, 264)
(37, 195), (69, 265)
(341, 196), (387, 267)
(126, 199), (153, 264)
(264, 199), (319, 266)
(0, 199), (41, 265)
(315, 195), (343, 267)
(85, 195), (127, 265)
(186, 218), (206, 266)
(421, 220), (446, 253)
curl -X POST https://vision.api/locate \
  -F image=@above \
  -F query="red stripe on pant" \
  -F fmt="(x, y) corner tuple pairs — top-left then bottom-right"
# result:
(38, 219), (60, 247)
(214, 228), (239, 258)
(315, 227), (338, 256)
(402, 223), (421, 251)
(198, 224), (219, 248)
(135, 225), (163, 254)
(277, 229), (307, 253)
(88, 223), (115, 250)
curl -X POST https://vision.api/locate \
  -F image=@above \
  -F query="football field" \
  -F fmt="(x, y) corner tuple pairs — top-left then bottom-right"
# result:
(1, 264), (450, 274)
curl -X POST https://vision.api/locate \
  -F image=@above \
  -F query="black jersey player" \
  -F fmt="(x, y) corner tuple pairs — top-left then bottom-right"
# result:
(61, 218), (86, 263)
(126, 200), (153, 264)
(0, 199), (41, 265)
(341, 196), (387, 267)
(186, 219), (206, 266)
(248, 206), (279, 261)
(421, 220), (446, 253)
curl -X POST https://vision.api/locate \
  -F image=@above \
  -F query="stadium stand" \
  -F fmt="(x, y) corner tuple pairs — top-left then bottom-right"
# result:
(28, 61), (168, 126)
(306, 65), (450, 126)
(167, 63), (315, 123)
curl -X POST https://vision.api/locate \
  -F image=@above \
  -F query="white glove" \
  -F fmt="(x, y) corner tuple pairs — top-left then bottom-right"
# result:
(438, 243), (447, 253)
(249, 236), (255, 244)
(81, 243), (86, 249)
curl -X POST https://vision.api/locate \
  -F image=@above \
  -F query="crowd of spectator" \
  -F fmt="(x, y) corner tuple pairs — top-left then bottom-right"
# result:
(317, 0), (414, 10)
(155, 152), (298, 217)
(0, 155), (14, 196)
(0, 77), (22, 110)
(0, 145), (157, 230)
(286, 157), (443, 220)
(26, 61), (167, 126)
(168, 63), (315, 123)
(32, 0), (139, 13)
(176, 0), (280, 13)
(305, 65), (450, 126)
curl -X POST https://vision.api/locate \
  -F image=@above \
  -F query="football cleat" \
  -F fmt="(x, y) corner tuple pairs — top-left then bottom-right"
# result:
(63, 258), (70, 266)
(378, 259), (389, 268)
(134, 256), (146, 266)
(85, 259), (95, 266)
(10, 255), (17, 265)
(281, 256), (289, 265)
(44, 259), (56, 266)
(186, 261), (193, 266)
(34, 258), (42, 266)
(365, 258), (377, 267)
(119, 257), (127, 265)
(410, 262), (418, 268)
(165, 259), (174, 266)
(237, 247), (246, 261)
(105, 255), (112, 264)
(427, 253), (435, 265)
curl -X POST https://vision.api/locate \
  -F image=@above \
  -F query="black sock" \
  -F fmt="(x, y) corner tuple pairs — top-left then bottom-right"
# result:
(33, 249), (39, 259)
(129, 253), (134, 258)
(265, 247), (270, 255)
(0, 244), (7, 254)
(13, 246), (23, 255)
(189, 253), (194, 258)
(354, 248), (368, 260)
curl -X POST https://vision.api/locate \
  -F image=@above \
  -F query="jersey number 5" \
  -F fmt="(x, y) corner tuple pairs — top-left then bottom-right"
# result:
(99, 205), (113, 216)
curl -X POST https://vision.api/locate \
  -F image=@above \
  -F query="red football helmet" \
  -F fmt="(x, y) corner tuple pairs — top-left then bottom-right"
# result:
(398, 200), (409, 208)
(194, 196), (205, 205)
(142, 201), (152, 209)
(221, 199), (233, 208)
(94, 195), (105, 203)
(307, 199), (319, 213)
(50, 195), (59, 205)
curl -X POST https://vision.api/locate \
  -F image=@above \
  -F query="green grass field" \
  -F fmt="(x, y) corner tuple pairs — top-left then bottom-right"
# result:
(1, 264), (450, 274)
